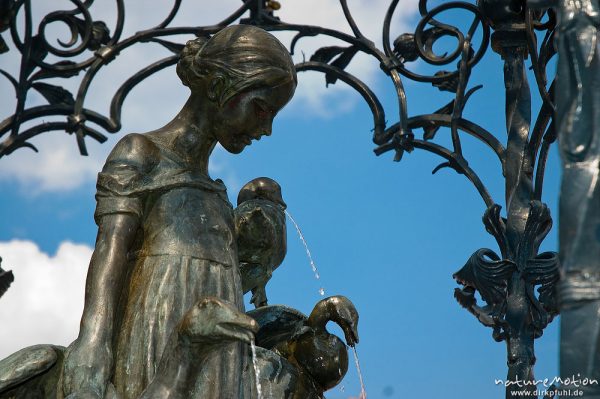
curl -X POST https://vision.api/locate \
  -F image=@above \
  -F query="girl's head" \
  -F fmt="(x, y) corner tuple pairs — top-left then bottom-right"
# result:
(177, 25), (297, 106)
(176, 25), (297, 153)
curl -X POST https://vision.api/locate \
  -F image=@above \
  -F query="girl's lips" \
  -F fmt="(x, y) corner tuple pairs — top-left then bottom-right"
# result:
(243, 133), (264, 145)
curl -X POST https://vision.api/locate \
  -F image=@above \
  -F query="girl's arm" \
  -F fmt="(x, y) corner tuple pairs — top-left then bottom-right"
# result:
(62, 213), (139, 398)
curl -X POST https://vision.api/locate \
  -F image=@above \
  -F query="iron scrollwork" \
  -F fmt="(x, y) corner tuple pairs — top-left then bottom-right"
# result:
(0, 257), (14, 299)
(0, 0), (562, 397)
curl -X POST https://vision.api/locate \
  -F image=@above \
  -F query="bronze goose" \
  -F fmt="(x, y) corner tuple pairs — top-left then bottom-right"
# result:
(249, 295), (359, 396)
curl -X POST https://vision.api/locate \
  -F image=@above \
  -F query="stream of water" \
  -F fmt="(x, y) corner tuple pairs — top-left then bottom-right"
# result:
(353, 347), (367, 399)
(250, 339), (262, 399)
(284, 210), (325, 296)
(285, 210), (368, 398)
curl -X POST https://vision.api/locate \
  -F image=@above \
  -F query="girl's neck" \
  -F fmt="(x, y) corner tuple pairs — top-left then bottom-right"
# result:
(160, 95), (216, 174)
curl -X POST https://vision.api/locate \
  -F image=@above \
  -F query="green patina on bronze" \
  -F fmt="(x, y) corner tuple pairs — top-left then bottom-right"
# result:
(0, 25), (359, 399)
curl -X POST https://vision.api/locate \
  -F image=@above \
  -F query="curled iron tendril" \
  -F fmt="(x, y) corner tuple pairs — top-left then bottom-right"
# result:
(0, 1), (562, 395)
(0, 0), (556, 212)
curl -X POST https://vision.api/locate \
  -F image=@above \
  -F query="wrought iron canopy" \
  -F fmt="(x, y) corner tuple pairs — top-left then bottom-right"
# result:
(0, 0), (563, 397)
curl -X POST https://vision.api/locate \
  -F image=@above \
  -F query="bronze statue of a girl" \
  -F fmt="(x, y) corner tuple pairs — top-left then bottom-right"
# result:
(0, 23), (357, 399)
(61, 25), (297, 399)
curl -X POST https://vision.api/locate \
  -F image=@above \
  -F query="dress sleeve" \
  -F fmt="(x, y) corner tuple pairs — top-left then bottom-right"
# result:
(94, 134), (158, 225)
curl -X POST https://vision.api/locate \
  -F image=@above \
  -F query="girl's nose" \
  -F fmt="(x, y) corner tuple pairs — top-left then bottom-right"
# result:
(261, 118), (273, 136)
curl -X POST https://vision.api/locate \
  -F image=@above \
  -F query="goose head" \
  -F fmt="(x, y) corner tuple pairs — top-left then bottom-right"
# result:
(237, 177), (286, 209)
(306, 295), (359, 347)
(289, 296), (360, 392)
(178, 297), (258, 346)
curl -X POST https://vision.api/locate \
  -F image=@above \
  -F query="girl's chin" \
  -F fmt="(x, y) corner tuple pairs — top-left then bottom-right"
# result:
(221, 141), (247, 154)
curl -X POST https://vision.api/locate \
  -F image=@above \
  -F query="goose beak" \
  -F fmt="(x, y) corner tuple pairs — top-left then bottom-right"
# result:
(217, 314), (259, 345)
(343, 322), (360, 347)
(276, 198), (287, 210)
(181, 297), (259, 345)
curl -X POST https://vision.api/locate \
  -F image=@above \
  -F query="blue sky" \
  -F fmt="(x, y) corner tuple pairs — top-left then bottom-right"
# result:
(0, 1), (561, 398)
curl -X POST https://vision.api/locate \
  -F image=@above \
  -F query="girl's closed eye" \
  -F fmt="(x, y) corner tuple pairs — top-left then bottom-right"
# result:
(253, 100), (271, 119)
(227, 92), (245, 109)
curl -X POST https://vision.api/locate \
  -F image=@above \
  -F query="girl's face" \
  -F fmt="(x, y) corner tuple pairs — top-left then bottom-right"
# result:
(211, 80), (296, 154)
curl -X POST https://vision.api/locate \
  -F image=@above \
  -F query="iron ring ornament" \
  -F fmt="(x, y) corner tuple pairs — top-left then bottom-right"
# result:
(0, 0), (563, 397)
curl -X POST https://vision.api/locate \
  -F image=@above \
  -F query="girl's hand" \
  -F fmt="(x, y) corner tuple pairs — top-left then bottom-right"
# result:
(62, 337), (113, 399)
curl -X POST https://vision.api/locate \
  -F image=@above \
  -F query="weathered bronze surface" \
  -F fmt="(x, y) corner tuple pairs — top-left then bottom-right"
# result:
(0, 23), (360, 399)
(58, 25), (296, 399)
(0, 345), (65, 398)
(3, 0), (598, 396)
(235, 177), (287, 309)
(249, 296), (359, 398)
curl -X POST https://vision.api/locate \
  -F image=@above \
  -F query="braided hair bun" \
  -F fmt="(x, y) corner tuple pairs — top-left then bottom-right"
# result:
(176, 36), (209, 88)
(175, 26), (296, 103)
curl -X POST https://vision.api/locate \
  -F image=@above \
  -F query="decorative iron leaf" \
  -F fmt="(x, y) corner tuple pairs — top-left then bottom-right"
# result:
(464, 84), (482, 102)
(0, 34), (7, 54)
(30, 61), (80, 81)
(453, 248), (516, 306)
(0, 269), (13, 298)
(332, 46), (358, 70)
(66, 16), (110, 51)
(539, 29), (556, 72)
(0, 68), (16, 90)
(431, 161), (456, 175)
(454, 286), (476, 308)
(482, 204), (509, 257)
(13, 142), (38, 153)
(309, 46), (359, 86)
(30, 34), (49, 61)
(0, 0), (16, 33)
(431, 154), (466, 175)
(432, 70), (458, 92)
(422, 126), (437, 141)
(525, 251), (559, 313)
(525, 252), (559, 287)
(149, 38), (185, 55)
(326, 46), (358, 85)
(454, 287), (497, 328)
(310, 46), (347, 64)
(522, 201), (553, 257)
(32, 82), (75, 106)
(0, 257), (14, 299)
(23, 35), (49, 78)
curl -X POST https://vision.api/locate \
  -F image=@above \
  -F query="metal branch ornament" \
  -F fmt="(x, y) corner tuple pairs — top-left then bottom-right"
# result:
(0, 257), (14, 299)
(0, 0), (567, 398)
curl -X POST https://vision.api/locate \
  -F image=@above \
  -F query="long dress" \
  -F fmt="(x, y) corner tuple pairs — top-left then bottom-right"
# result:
(94, 133), (246, 399)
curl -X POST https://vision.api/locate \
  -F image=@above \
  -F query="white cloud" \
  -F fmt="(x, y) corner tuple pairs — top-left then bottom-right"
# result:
(0, 1), (418, 192)
(0, 240), (91, 359)
(274, 0), (419, 114)
(0, 128), (234, 194)
(0, 134), (101, 193)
